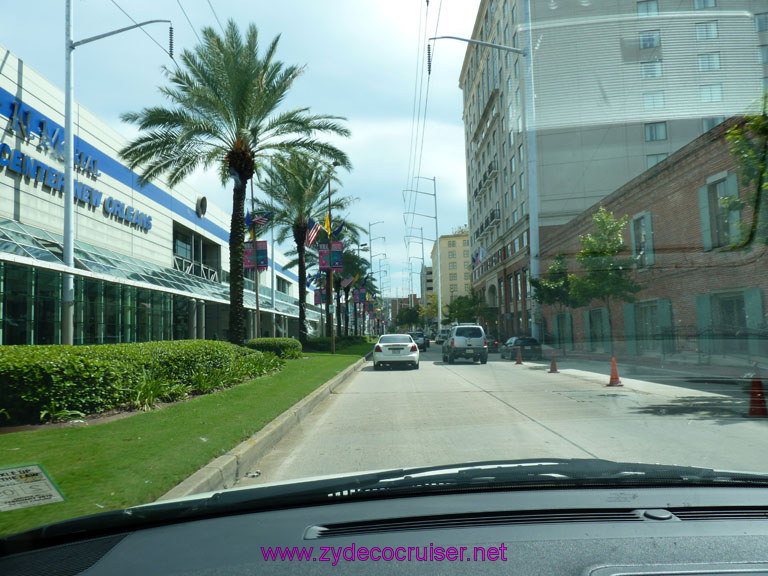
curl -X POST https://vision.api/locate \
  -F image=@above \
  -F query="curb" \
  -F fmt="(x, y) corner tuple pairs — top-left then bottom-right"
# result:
(158, 353), (369, 501)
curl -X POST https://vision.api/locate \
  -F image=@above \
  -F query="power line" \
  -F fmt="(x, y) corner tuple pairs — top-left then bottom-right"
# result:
(177, 0), (201, 43)
(109, 0), (173, 59)
(206, 0), (225, 35)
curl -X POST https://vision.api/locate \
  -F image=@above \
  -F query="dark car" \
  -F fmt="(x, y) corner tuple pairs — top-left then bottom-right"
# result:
(500, 336), (542, 361)
(408, 331), (428, 352)
(487, 335), (501, 353)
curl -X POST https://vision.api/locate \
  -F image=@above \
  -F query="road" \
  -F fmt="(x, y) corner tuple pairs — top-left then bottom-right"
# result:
(236, 345), (768, 486)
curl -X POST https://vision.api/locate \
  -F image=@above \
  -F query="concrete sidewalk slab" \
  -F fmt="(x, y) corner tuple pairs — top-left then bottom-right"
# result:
(157, 355), (368, 501)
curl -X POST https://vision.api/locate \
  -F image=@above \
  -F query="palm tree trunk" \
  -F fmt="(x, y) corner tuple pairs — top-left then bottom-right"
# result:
(293, 226), (309, 346)
(228, 179), (247, 344)
(325, 272), (331, 337)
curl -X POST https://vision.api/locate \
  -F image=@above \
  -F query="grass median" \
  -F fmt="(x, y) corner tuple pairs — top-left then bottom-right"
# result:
(0, 349), (369, 537)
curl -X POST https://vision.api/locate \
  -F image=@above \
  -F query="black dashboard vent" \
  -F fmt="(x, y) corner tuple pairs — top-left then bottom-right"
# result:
(671, 507), (768, 521)
(0, 534), (126, 576)
(306, 509), (642, 539)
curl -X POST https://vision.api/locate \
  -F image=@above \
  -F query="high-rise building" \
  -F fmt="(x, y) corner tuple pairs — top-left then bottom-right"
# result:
(430, 228), (471, 318)
(460, 0), (768, 337)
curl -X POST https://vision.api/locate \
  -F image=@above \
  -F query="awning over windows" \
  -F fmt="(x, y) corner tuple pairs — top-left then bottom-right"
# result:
(0, 217), (318, 320)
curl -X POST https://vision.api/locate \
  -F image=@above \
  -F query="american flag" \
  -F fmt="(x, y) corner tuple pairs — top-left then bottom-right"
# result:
(306, 218), (322, 248)
(253, 212), (271, 226)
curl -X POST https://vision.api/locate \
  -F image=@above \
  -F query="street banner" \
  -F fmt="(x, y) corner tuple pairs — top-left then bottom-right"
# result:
(353, 289), (359, 303)
(318, 242), (330, 270)
(256, 240), (268, 271)
(331, 241), (343, 271)
(243, 241), (255, 270)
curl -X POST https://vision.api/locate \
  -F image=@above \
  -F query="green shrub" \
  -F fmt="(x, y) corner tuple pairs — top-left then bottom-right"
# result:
(0, 341), (284, 425)
(304, 336), (368, 352)
(245, 337), (302, 358)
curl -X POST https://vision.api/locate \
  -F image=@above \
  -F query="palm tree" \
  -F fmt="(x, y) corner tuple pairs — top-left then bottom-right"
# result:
(254, 153), (354, 345)
(119, 20), (349, 344)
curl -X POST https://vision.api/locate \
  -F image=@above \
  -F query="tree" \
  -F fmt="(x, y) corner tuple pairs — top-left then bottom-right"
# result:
(255, 153), (353, 345)
(725, 96), (768, 247)
(445, 290), (494, 325)
(531, 254), (582, 349)
(396, 307), (420, 329)
(119, 20), (349, 344)
(569, 207), (642, 356)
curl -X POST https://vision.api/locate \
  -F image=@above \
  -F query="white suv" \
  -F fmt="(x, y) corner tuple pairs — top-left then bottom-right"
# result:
(441, 324), (488, 364)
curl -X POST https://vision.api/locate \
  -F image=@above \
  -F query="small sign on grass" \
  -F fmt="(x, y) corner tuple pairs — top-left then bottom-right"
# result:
(0, 464), (65, 512)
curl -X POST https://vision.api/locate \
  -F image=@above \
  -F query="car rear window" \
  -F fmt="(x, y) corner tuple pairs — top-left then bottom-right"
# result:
(379, 335), (412, 344)
(455, 327), (483, 338)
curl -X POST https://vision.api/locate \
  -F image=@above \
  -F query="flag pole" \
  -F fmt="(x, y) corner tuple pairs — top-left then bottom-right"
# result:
(271, 223), (276, 338)
(251, 180), (260, 339)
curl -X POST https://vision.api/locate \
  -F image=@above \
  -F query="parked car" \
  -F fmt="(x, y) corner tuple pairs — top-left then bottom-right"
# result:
(442, 324), (488, 364)
(435, 328), (451, 345)
(500, 336), (543, 361)
(487, 335), (501, 353)
(373, 334), (420, 370)
(408, 331), (428, 352)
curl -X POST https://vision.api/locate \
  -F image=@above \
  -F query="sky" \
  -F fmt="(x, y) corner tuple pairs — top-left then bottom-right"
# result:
(0, 0), (480, 298)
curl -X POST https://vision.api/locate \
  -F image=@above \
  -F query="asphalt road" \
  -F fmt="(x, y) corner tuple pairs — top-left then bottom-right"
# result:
(236, 345), (768, 486)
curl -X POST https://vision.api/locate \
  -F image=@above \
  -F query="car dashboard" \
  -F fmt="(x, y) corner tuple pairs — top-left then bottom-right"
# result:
(3, 485), (768, 575)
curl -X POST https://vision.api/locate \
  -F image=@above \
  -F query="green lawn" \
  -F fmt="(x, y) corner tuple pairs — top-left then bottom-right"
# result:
(0, 351), (366, 537)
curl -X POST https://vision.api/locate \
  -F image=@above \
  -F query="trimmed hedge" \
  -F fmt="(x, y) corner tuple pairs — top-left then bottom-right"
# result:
(245, 337), (302, 358)
(0, 340), (283, 425)
(304, 335), (369, 352)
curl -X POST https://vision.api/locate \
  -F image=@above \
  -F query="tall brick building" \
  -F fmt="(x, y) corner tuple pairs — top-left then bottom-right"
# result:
(539, 117), (767, 362)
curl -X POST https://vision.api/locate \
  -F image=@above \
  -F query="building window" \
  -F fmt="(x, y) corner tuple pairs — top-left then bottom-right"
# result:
(513, 209), (519, 224)
(641, 61), (662, 79)
(698, 52), (721, 71)
(523, 231), (528, 247)
(464, 249), (469, 257)
(702, 116), (724, 132)
(647, 153), (667, 168)
(643, 91), (664, 110)
(696, 21), (718, 40)
(645, 121), (667, 141)
(173, 231), (192, 260)
(520, 173), (525, 192)
(639, 30), (661, 49)
(514, 237), (520, 252)
(758, 13), (768, 33)
(513, 32), (518, 48)
(637, 0), (658, 17)
(519, 144), (524, 163)
(700, 174), (740, 250)
(464, 273), (470, 280)
(448, 251), (456, 258)
(450, 284), (458, 293)
(694, 0), (715, 8)
(463, 239), (469, 246)
(510, 154), (516, 173)
(631, 212), (654, 268)
(512, 4), (517, 23)
(449, 262), (457, 270)
(521, 201), (526, 215)
(700, 83), (723, 102)
(760, 46), (768, 64)
(277, 277), (290, 294)
(511, 182), (517, 200)
(449, 273), (458, 281)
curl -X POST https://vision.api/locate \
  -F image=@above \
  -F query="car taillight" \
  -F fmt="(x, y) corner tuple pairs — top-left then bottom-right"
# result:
(484, 338), (488, 347)
(375, 345), (382, 352)
(410, 344), (418, 352)
(450, 338), (455, 347)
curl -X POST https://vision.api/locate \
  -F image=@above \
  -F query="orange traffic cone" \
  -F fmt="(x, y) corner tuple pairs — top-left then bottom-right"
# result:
(607, 357), (622, 386)
(548, 352), (559, 373)
(749, 370), (767, 417)
(515, 346), (523, 365)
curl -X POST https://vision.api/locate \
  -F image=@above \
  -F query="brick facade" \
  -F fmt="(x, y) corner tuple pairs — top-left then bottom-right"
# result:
(538, 117), (768, 362)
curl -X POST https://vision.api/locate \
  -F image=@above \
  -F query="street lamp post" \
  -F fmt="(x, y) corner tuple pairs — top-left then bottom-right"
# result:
(429, 29), (540, 339)
(355, 242), (368, 336)
(63, 0), (171, 345)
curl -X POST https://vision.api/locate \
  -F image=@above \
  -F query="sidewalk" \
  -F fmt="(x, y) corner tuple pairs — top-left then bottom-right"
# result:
(534, 348), (762, 402)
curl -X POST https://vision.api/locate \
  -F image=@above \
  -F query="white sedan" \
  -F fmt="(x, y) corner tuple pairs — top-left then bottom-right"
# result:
(372, 334), (420, 370)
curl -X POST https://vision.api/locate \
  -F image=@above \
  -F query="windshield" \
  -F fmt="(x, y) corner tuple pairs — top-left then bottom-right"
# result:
(379, 335), (413, 344)
(2, 0), (768, 543)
